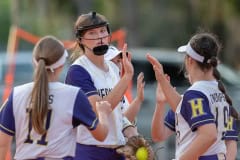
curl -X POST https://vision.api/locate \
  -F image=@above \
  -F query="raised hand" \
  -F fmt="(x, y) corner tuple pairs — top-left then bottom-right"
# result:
(121, 44), (134, 80)
(146, 53), (181, 111)
(156, 75), (171, 104)
(156, 83), (166, 104)
(146, 54), (165, 82)
(136, 72), (145, 103)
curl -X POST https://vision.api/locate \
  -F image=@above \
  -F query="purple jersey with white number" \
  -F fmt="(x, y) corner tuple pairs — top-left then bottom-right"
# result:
(0, 82), (98, 159)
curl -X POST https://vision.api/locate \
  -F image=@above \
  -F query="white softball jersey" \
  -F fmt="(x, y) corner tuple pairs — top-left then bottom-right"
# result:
(175, 81), (228, 158)
(66, 55), (126, 146)
(0, 82), (98, 159)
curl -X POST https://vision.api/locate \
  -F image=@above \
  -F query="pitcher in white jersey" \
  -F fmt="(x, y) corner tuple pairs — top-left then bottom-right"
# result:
(147, 32), (239, 160)
(0, 36), (112, 160)
(65, 12), (138, 160)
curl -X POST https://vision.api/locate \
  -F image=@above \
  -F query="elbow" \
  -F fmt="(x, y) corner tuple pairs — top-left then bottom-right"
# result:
(91, 124), (109, 142)
(151, 136), (161, 143)
(96, 135), (107, 142)
(94, 129), (108, 142)
(151, 135), (166, 142)
(204, 129), (217, 146)
(207, 127), (217, 144)
(151, 124), (171, 142)
(151, 131), (165, 142)
(209, 133), (217, 144)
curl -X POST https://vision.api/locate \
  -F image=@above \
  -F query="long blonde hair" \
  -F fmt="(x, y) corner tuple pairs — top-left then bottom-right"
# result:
(30, 36), (65, 134)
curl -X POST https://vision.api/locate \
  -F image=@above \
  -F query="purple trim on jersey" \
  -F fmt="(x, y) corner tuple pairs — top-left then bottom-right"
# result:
(181, 90), (215, 131)
(223, 119), (239, 141)
(72, 89), (98, 130)
(199, 154), (225, 160)
(164, 109), (176, 131)
(0, 91), (15, 136)
(74, 143), (125, 160)
(65, 65), (98, 97)
(37, 156), (73, 160)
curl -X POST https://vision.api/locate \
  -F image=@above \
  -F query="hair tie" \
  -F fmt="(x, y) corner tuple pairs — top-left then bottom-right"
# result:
(38, 57), (46, 62)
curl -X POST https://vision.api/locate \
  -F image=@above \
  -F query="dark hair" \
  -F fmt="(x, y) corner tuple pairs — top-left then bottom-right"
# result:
(190, 32), (220, 70)
(31, 36), (65, 134)
(213, 69), (239, 119)
(190, 32), (239, 119)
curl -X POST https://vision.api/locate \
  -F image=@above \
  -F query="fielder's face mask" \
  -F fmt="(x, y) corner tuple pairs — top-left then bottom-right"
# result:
(75, 12), (111, 56)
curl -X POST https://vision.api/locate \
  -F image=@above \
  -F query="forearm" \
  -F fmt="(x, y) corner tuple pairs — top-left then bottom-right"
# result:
(151, 103), (172, 141)
(179, 124), (217, 160)
(91, 113), (109, 141)
(225, 140), (237, 160)
(103, 76), (132, 110)
(0, 146), (9, 160)
(179, 136), (214, 160)
(158, 76), (181, 111)
(0, 132), (12, 160)
(122, 116), (138, 138)
(123, 97), (142, 122)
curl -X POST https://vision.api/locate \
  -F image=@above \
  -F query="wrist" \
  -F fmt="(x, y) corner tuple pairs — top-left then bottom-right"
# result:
(135, 97), (143, 103)
(97, 112), (108, 121)
(122, 74), (133, 82)
(156, 101), (165, 106)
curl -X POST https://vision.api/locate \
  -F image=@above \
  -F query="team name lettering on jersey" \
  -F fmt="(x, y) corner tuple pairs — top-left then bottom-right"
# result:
(97, 88), (126, 104)
(97, 88), (112, 98)
(188, 98), (205, 118)
(210, 93), (226, 104)
(49, 94), (54, 104)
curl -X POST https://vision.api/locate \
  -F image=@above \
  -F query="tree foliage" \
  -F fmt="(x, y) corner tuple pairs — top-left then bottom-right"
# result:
(1, 0), (240, 67)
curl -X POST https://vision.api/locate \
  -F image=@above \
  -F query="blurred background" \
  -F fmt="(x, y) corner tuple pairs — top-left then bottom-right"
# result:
(1, 0), (240, 67)
(0, 0), (240, 159)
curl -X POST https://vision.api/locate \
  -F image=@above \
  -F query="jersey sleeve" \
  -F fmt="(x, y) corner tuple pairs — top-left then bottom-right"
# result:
(164, 109), (176, 131)
(0, 91), (15, 136)
(72, 89), (98, 130)
(223, 117), (239, 141)
(181, 90), (215, 131)
(65, 65), (98, 97)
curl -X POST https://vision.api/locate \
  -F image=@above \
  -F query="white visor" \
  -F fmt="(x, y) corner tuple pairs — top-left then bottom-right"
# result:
(104, 45), (122, 61)
(177, 43), (204, 63)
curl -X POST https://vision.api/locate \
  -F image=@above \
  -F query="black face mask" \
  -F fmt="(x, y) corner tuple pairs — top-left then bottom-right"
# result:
(93, 45), (109, 56)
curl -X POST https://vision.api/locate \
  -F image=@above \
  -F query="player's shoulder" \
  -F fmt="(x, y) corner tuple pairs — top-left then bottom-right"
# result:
(14, 82), (33, 95)
(188, 81), (218, 92)
(56, 82), (81, 91)
(67, 62), (90, 77)
(185, 81), (218, 96)
(72, 55), (88, 66)
(182, 89), (208, 105)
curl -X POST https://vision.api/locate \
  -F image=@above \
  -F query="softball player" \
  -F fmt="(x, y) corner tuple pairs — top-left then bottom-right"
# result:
(148, 32), (239, 159)
(152, 80), (238, 160)
(0, 36), (111, 159)
(65, 12), (137, 160)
